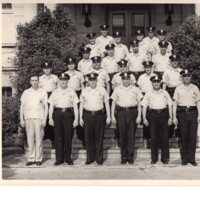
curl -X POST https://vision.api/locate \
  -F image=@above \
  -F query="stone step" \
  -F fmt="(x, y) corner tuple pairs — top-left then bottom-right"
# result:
(29, 148), (200, 161)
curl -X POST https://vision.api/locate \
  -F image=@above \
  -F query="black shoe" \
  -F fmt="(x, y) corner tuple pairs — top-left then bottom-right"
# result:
(181, 161), (188, 166)
(25, 161), (35, 166)
(151, 160), (157, 164)
(54, 161), (63, 166)
(189, 161), (197, 166)
(121, 160), (127, 165)
(97, 162), (103, 165)
(65, 160), (73, 165)
(162, 161), (168, 165)
(128, 161), (134, 164)
(85, 161), (94, 165)
(36, 161), (42, 166)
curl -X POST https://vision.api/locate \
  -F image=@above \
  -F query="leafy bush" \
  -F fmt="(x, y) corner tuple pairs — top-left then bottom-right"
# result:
(2, 97), (20, 146)
(169, 15), (200, 88)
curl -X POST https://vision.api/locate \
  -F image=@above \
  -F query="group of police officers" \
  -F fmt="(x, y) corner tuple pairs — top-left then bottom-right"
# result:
(20, 24), (200, 167)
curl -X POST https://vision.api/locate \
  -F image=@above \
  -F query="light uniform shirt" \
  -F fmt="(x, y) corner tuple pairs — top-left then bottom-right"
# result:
(114, 43), (129, 61)
(101, 56), (119, 74)
(128, 53), (146, 72)
(95, 35), (115, 56)
(155, 41), (173, 55)
(141, 89), (173, 109)
(65, 70), (84, 91)
(86, 44), (101, 58)
(78, 59), (93, 75)
(39, 74), (58, 93)
(111, 72), (136, 88)
(90, 68), (110, 88)
(162, 67), (182, 88)
(152, 52), (171, 72)
(173, 84), (200, 106)
(111, 85), (143, 107)
(48, 88), (79, 108)
(80, 86), (109, 111)
(129, 40), (148, 57)
(142, 36), (159, 56)
(137, 73), (156, 93)
(20, 88), (48, 120)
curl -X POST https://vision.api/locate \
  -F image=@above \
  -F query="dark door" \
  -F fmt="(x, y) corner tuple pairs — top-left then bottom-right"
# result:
(109, 8), (149, 46)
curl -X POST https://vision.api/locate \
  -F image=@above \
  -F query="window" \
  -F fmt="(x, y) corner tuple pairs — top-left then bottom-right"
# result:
(131, 14), (145, 36)
(2, 3), (12, 9)
(112, 14), (125, 36)
(2, 87), (12, 97)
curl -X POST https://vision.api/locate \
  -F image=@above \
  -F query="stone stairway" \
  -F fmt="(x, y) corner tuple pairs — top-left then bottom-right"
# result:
(39, 125), (200, 163)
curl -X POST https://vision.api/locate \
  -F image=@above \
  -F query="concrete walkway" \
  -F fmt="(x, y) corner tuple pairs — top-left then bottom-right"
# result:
(2, 154), (200, 180)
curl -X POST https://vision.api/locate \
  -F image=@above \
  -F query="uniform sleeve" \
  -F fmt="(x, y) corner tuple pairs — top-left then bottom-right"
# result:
(110, 88), (118, 102)
(165, 91), (173, 106)
(55, 75), (59, 85)
(124, 45), (129, 58)
(48, 91), (55, 105)
(194, 86), (200, 102)
(100, 58), (106, 70)
(111, 75), (116, 85)
(38, 76), (43, 88)
(136, 87), (143, 102)
(103, 88), (109, 102)
(140, 92), (149, 107)
(162, 71), (168, 84)
(80, 73), (85, 84)
(131, 74), (136, 85)
(77, 61), (81, 71)
(20, 91), (26, 104)
(173, 87), (179, 102)
(137, 76), (142, 88)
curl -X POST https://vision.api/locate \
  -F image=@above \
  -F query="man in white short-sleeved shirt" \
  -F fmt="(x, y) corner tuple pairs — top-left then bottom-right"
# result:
(20, 75), (48, 166)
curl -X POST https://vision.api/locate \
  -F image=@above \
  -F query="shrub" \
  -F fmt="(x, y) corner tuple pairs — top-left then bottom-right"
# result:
(169, 15), (200, 88)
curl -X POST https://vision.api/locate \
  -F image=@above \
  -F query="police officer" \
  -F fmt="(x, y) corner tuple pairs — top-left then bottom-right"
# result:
(39, 61), (58, 148)
(79, 72), (111, 165)
(173, 69), (200, 166)
(78, 47), (93, 75)
(162, 54), (182, 139)
(95, 24), (115, 57)
(86, 33), (101, 58)
(137, 61), (156, 147)
(48, 73), (79, 166)
(111, 72), (143, 164)
(156, 29), (173, 55)
(152, 41), (171, 77)
(111, 59), (136, 90)
(143, 27), (159, 60)
(64, 57), (85, 148)
(142, 75), (173, 164)
(101, 44), (119, 80)
(113, 31), (129, 62)
(90, 56), (110, 94)
(128, 40), (147, 80)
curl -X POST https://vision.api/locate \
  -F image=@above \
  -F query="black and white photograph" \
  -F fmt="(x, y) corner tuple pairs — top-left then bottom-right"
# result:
(2, 1), (200, 182)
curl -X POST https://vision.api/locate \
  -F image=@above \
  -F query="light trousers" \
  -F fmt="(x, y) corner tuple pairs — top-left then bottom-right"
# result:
(25, 119), (44, 162)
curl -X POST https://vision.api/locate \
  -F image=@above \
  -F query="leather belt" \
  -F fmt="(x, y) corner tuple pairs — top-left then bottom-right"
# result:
(177, 106), (197, 113)
(149, 108), (167, 113)
(84, 109), (104, 115)
(117, 106), (137, 111)
(55, 107), (74, 112)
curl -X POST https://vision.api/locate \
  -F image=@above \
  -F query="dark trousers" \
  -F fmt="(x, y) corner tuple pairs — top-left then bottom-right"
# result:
(177, 110), (198, 163)
(149, 109), (169, 162)
(83, 110), (105, 163)
(43, 92), (54, 142)
(166, 87), (180, 138)
(116, 109), (138, 162)
(53, 109), (74, 163)
(75, 90), (85, 146)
